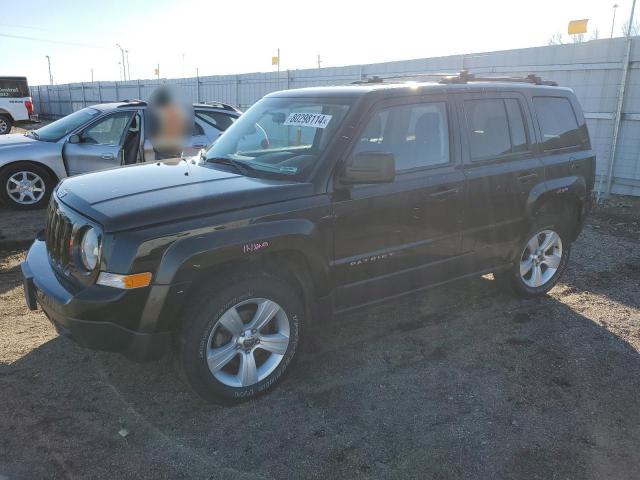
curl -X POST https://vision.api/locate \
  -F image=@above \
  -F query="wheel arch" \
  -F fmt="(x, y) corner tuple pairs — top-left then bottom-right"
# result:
(0, 109), (15, 121)
(526, 176), (586, 241)
(0, 160), (60, 185)
(143, 220), (332, 333)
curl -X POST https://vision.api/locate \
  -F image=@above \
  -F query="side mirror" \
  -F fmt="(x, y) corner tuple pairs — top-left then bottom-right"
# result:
(341, 151), (395, 184)
(68, 134), (81, 144)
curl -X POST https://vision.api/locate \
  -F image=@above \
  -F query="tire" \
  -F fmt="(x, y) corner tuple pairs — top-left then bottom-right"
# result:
(0, 115), (12, 135)
(178, 273), (304, 404)
(495, 214), (571, 297)
(0, 162), (55, 210)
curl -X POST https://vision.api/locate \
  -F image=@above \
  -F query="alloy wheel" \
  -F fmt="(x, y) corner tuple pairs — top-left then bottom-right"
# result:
(6, 171), (46, 205)
(519, 229), (563, 288)
(0, 118), (8, 134)
(206, 298), (290, 388)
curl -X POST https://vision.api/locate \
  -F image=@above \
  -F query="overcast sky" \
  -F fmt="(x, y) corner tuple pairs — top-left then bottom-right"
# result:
(0, 0), (636, 86)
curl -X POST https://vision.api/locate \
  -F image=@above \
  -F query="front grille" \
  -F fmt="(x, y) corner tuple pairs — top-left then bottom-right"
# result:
(45, 198), (74, 267)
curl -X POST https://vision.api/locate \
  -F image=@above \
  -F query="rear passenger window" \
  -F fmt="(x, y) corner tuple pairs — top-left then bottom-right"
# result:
(533, 97), (585, 150)
(464, 98), (529, 160)
(353, 102), (450, 172)
(505, 99), (528, 153)
(196, 111), (236, 132)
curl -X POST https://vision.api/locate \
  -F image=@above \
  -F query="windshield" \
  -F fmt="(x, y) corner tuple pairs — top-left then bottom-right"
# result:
(32, 107), (101, 141)
(205, 97), (352, 179)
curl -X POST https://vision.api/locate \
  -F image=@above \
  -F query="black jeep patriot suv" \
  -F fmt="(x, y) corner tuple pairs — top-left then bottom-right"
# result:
(22, 72), (595, 403)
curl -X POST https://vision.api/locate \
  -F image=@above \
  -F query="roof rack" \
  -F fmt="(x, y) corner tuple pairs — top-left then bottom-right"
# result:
(352, 70), (558, 86)
(199, 101), (240, 112)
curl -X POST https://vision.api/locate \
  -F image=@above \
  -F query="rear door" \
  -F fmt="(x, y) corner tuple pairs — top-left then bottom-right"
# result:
(63, 111), (134, 175)
(457, 92), (544, 268)
(182, 118), (210, 156)
(530, 95), (593, 189)
(332, 96), (466, 309)
(195, 109), (237, 144)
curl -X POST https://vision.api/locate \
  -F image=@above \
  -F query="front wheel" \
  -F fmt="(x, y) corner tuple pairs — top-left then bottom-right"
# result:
(0, 162), (55, 209)
(496, 225), (570, 297)
(178, 274), (304, 403)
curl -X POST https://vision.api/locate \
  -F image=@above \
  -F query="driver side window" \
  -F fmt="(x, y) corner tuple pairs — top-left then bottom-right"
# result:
(82, 112), (133, 145)
(353, 102), (450, 172)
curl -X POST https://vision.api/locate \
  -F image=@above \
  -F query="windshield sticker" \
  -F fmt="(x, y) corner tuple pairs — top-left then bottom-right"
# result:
(284, 113), (332, 129)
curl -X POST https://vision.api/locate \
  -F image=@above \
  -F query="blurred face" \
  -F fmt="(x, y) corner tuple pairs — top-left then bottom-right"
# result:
(147, 85), (194, 156)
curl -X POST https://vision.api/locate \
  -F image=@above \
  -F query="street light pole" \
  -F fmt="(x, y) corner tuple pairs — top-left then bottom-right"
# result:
(125, 50), (131, 80)
(611, 4), (619, 38)
(45, 55), (53, 85)
(116, 44), (126, 81)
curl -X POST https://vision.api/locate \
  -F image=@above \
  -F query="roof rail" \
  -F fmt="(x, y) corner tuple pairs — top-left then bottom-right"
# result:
(200, 101), (240, 112)
(117, 99), (147, 107)
(352, 70), (558, 86)
(438, 70), (558, 86)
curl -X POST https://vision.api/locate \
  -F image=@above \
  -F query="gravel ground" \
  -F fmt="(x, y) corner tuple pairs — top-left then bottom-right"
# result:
(0, 200), (639, 480)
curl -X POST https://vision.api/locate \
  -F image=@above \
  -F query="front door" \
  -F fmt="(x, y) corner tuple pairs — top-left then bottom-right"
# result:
(332, 97), (465, 310)
(63, 111), (133, 175)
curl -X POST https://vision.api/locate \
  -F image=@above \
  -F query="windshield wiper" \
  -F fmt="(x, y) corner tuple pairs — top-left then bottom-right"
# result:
(26, 131), (40, 140)
(207, 157), (251, 175)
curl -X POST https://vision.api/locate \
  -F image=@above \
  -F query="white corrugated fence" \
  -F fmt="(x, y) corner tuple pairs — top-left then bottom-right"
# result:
(30, 38), (640, 196)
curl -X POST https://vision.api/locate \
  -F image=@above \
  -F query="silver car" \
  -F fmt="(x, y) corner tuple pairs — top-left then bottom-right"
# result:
(0, 100), (240, 209)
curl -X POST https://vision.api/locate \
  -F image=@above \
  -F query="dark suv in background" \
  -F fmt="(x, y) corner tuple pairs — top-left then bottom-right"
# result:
(22, 72), (595, 403)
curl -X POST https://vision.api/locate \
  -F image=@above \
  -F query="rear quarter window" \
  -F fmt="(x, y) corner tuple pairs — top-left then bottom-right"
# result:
(0, 78), (29, 98)
(533, 96), (588, 151)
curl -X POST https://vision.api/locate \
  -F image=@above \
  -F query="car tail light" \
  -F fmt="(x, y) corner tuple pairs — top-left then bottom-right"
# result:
(24, 100), (34, 115)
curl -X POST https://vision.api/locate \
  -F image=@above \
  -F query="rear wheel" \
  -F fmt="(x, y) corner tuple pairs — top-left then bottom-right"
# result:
(0, 162), (55, 209)
(0, 115), (12, 135)
(178, 274), (304, 403)
(496, 217), (571, 297)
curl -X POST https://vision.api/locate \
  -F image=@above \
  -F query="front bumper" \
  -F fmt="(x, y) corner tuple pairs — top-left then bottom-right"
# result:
(21, 238), (171, 361)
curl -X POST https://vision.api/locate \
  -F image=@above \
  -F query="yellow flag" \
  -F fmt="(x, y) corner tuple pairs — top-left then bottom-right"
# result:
(568, 19), (588, 35)
(271, 56), (279, 66)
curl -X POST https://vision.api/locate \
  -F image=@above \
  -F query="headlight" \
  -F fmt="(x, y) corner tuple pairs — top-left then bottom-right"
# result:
(79, 227), (100, 271)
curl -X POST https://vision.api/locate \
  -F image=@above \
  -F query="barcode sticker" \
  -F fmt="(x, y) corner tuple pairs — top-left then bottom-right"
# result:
(284, 113), (332, 129)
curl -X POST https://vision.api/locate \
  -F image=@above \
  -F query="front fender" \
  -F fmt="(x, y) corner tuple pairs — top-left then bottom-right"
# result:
(137, 218), (331, 333)
(157, 218), (330, 292)
(0, 141), (67, 180)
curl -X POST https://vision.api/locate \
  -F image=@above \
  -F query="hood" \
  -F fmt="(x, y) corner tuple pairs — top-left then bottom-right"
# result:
(57, 160), (313, 232)
(0, 133), (40, 148)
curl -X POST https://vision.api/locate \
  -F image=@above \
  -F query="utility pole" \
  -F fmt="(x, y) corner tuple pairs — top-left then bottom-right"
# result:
(602, 0), (637, 199)
(156, 64), (160, 80)
(116, 44), (126, 81)
(91, 68), (94, 82)
(45, 55), (53, 85)
(611, 4), (619, 38)
(125, 50), (131, 80)
(317, 54), (322, 69)
(277, 48), (280, 73)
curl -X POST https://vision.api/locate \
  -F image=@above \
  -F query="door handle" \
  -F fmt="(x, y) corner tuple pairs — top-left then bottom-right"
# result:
(517, 172), (538, 183)
(430, 187), (459, 199)
(101, 153), (115, 160)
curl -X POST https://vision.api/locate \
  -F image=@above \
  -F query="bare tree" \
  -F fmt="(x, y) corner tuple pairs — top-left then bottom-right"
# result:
(621, 20), (640, 36)
(590, 28), (600, 40)
(571, 33), (585, 43)
(548, 32), (564, 45)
